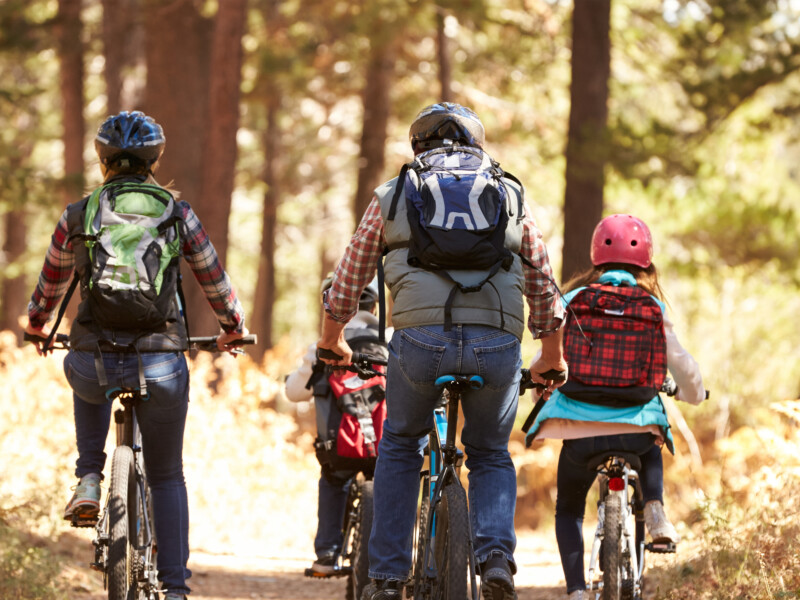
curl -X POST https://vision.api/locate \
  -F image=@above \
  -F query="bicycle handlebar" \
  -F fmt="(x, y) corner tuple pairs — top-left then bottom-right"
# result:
(316, 348), (388, 379)
(519, 368), (568, 394)
(24, 332), (258, 353)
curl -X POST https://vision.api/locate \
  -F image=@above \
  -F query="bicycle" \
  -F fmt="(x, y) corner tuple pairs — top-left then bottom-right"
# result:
(581, 378), (709, 600)
(312, 349), (388, 600)
(25, 332), (256, 600)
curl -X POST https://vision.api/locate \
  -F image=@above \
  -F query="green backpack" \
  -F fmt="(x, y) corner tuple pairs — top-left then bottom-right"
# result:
(80, 182), (183, 330)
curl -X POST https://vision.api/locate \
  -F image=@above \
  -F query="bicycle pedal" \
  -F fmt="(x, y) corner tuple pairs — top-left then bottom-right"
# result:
(89, 561), (105, 573)
(303, 566), (351, 578)
(646, 541), (676, 554)
(71, 517), (98, 528)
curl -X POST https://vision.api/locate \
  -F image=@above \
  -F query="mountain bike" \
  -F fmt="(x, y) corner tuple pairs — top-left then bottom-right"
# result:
(25, 332), (256, 600)
(314, 349), (388, 600)
(405, 372), (483, 600)
(582, 378), (708, 600)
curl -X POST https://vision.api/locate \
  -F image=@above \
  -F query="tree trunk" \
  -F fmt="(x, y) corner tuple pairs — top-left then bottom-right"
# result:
(1, 210), (26, 337)
(352, 39), (395, 221)
(561, 0), (611, 283)
(144, 0), (213, 335)
(198, 0), (247, 268)
(101, 0), (142, 114)
(57, 0), (85, 207)
(251, 99), (280, 356)
(437, 5), (453, 102)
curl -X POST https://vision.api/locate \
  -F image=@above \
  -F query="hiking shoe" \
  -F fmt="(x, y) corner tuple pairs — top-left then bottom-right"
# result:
(480, 552), (517, 600)
(644, 500), (680, 544)
(63, 473), (101, 521)
(361, 578), (404, 600)
(568, 591), (585, 600)
(308, 552), (338, 576)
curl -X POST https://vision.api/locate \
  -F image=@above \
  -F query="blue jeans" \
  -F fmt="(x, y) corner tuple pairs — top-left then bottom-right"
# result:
(315, 468), (352, 559)
(554, 433), (662, 594)
(64, 350), (191, 596)
(368, 325), (522, 580)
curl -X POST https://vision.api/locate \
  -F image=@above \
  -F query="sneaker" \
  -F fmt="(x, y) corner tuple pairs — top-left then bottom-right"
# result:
(63, 473), (102, 521)
(308, 552), (338, 576)
(480, 551), (517, 600)
(568, 591), (585, 600)
(644, 500), (680, 544)
(362, 578), (404, 600)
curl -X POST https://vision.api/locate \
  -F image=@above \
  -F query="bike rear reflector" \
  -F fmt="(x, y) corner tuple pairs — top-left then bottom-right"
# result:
(608, 477), (625, 491)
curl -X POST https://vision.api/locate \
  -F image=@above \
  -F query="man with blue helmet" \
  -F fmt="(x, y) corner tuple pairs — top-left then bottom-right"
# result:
(317, 102), (567, 600)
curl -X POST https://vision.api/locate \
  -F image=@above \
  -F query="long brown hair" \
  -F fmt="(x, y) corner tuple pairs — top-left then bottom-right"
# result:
(563, 262), (666, 303)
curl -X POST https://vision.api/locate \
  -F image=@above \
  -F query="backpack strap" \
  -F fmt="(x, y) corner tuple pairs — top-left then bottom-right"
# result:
(387, 164), (410, 221)
(438, 261), (506, 331)
(42, 272), (80, 352)
(377, 248), (388, 344)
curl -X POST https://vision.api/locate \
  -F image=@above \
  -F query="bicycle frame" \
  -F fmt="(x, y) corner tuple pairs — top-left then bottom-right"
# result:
(586, 456), (645, 600)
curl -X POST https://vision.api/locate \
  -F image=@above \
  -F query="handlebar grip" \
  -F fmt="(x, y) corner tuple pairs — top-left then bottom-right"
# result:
(538, 369), (567, 383)
(24, 332), (70, 345)
(317, 348), (343, 361)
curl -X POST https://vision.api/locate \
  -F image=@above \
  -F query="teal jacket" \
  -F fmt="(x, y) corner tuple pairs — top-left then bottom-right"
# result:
(524, 270), (675, 453)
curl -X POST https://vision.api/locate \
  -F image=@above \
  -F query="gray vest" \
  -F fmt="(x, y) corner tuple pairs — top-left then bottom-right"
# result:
(378, 175), (527, 339)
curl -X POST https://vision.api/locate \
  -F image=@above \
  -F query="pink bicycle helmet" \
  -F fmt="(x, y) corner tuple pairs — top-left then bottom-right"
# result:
(590, 214), (653, 268)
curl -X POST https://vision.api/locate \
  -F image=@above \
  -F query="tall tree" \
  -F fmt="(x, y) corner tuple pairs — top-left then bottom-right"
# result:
(101, 0), (142, 114)
(56, 0), (85, 207)
(143, 0), (212, 333)
(561, 0), (611, 282)
(352, 37), (396, 221)
(436, 4), (453, 102)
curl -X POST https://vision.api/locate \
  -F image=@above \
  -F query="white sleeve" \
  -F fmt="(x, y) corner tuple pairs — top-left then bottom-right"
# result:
(664, 312), (706, 405)
(284, 343), (318, 403)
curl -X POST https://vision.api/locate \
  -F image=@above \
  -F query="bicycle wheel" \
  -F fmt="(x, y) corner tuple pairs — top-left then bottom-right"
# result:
(107, 445), (137, 600)
(409, 474), (431, 599)
(348, 480), (374, 600)
(431, 483), (469, 600)
(601, 494), (623, 600)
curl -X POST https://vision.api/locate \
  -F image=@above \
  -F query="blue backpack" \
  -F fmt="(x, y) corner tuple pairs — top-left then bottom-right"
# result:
(384, 145), (523, 330)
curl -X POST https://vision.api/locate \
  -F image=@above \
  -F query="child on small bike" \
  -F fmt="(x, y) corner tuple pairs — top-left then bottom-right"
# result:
(284, 276), (388, 576)
(524, 214), (706, 600)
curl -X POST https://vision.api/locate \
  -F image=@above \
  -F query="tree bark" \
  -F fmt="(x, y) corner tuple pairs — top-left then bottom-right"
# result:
(561, 0), (611, 283)
(437, 5), (453, 102)
(144, 0), (214, 335)
(57, 0), (85, 207)
(251, 99), (280, 356)
(198, 0), (247, 268)
(352, 39), (395, 221)
(1, 210), (26, 337)
(101, 0), (142, 114)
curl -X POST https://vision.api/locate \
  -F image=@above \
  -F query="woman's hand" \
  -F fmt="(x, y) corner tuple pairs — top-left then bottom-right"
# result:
(24, 321), (53, 356)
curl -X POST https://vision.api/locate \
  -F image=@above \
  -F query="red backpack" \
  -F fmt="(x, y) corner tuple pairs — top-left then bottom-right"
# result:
(312, 328), (388, 473)
(559, 283), (667, 407)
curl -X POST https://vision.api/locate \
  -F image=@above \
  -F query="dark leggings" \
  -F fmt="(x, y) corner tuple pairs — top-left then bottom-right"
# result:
(554, 433), (663, 594)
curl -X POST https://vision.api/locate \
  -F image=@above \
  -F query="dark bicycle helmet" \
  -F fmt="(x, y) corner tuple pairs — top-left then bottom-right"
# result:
(94, 110), (165, 166)
(408, 102), (485, 150)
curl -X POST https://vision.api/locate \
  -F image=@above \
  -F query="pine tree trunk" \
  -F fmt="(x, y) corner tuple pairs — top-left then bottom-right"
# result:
(437, 6), (453, 102)
(353, 39), (395, 221)
(101, 0), (142, 114)
(57, 0), (85, 207)
(561, 0), (611, 283)
(1, 210), (26, 338)
(144, 0), (214, 335)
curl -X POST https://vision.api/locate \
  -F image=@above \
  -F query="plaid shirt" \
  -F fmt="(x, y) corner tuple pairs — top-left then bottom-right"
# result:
(324, 196), (564, 338)
(28, 201), (245, 333)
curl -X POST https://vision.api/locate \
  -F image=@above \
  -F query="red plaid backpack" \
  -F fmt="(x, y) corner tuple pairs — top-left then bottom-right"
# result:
(559, 283), (667, 407)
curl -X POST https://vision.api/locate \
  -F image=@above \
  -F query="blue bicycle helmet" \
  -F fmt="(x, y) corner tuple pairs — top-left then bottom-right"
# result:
(408, 102), (485, 150)
(94, 110), (165, 165)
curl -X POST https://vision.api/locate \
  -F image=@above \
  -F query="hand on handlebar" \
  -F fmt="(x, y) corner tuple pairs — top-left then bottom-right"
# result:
(216, 327), (250, 355)
(528, 354), (568, 398)
(24, 322), (53, 356)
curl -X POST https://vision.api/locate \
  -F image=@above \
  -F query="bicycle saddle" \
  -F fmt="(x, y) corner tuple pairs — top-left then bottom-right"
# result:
(434, 374), (484, 389)
(586, 450), (642, 472)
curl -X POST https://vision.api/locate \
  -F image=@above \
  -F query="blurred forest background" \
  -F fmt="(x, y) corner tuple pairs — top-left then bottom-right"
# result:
(1, 0), (800, 598)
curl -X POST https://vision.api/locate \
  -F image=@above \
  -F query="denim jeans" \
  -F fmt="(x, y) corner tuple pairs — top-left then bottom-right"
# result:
(368, 325), (522, 580)
(554, 433), (662, 593)
(64, 350), (191, 595)
(314, 468), (352, 559)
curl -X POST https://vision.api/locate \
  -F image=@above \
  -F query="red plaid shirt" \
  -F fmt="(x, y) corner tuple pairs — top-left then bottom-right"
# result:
(28, 201), (245, 333)
(324, 196), (564, 338)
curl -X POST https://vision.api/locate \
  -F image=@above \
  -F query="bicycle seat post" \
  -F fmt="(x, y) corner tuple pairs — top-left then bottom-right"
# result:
(443, 387), (461, 467)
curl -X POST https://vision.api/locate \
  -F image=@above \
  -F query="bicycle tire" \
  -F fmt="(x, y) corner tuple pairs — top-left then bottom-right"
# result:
(107, 445), (137, 600)
(602, 494), (623, 600)
(348, 480), (374, 600)
(431, 483), (470, 600)
(409, 475), (430, 599)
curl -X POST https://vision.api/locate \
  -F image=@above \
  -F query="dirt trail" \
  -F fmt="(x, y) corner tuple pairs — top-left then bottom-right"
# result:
(59, 528), (568, 600)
